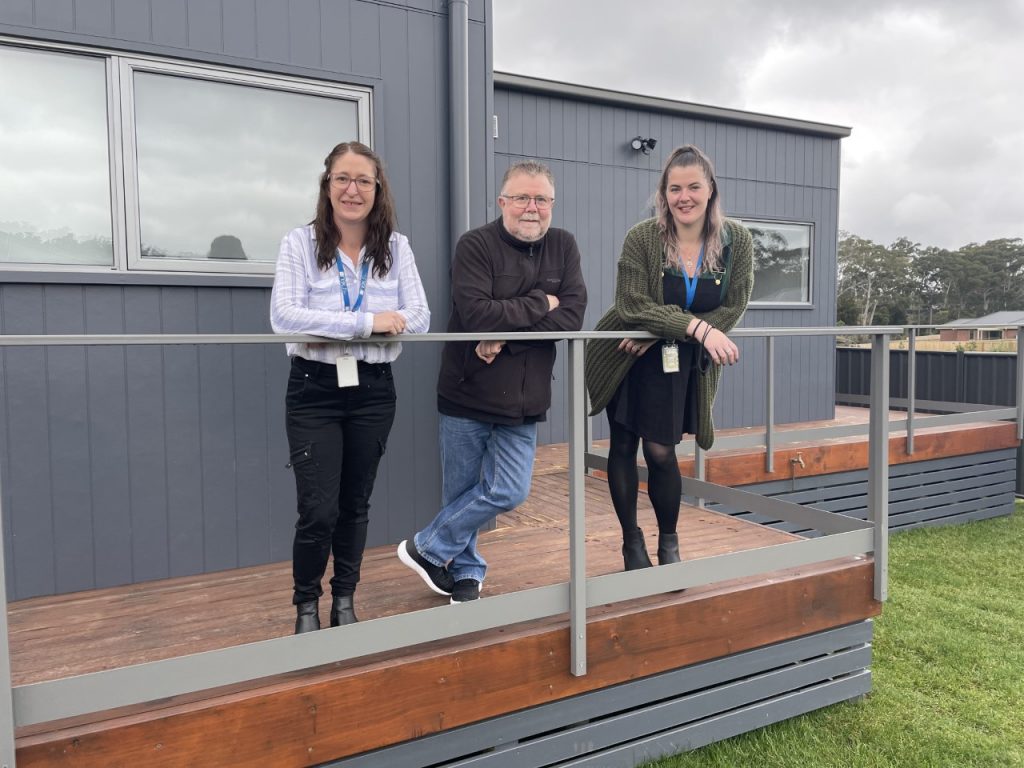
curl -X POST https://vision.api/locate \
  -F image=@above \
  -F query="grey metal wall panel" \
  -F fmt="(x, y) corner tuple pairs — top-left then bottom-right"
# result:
(2, 287), (56, 598)
(123, 287), (171, 583)
(222, 0), (258, 59)
(151, 0), (187, 47)
(0, 1), (493, 597)
(838, 348), (1017, 406)
(84, 287), (134, 588)
(495, 85), (842, 438)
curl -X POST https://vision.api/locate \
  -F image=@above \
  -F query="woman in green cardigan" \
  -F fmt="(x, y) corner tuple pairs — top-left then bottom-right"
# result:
(584, 145), (754, 571)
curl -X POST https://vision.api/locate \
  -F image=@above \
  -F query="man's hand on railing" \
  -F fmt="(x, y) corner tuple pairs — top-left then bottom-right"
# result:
(476, 339), (505, 363)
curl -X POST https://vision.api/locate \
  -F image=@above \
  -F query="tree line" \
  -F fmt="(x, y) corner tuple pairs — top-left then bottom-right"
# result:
(837, 233), (1024, 326)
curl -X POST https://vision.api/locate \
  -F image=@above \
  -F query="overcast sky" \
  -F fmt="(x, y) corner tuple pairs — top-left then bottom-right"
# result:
(493, 1), (1024, 251)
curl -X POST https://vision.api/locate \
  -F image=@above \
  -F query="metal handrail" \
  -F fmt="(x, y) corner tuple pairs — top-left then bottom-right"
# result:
(3, 324), (1010, 762)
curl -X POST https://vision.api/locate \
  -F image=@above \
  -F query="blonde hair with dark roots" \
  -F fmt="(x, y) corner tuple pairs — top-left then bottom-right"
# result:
(654, 144), (725, 272)
(312, 141), (397, 278)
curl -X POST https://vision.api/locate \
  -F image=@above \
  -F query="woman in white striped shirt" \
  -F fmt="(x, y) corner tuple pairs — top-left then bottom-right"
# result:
(271, 141), (430, 634)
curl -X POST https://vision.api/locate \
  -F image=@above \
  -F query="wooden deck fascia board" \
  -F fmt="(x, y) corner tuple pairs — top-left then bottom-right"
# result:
(589, 422), (1018, 487)
(15, 561), (879, 768)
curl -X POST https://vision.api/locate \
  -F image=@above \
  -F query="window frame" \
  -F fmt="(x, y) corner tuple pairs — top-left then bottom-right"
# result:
(0, 37), (372, 276)
(739, 217), (815, 309)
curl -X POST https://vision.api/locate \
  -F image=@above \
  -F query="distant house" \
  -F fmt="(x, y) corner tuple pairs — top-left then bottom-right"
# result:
(938, 311), (1024, 341)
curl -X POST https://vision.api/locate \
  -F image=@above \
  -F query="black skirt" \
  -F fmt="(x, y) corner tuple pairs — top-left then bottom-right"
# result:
(607, 270), (724, 445)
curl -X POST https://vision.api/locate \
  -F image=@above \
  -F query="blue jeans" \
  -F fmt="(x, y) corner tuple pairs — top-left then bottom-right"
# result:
(414, 414), (538, 583)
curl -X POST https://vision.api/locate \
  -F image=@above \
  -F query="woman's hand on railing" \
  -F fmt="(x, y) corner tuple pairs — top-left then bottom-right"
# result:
(372, 311), (407, 335)
(618, 338), (658, 357)
(701, 326), (740, 365)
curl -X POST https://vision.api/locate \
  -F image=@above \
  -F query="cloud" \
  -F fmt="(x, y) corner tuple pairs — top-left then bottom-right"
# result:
(494, 1), (1024, 250)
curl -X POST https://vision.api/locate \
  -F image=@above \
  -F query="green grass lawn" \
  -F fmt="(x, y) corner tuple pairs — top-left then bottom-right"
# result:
(648, 501), (1024, 768)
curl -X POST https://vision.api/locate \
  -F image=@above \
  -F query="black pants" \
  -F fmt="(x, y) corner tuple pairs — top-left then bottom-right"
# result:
(286, 357), (396, 604)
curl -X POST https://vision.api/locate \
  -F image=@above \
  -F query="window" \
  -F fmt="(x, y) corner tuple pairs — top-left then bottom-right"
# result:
(0, 40), (371, 274)
(0, 46), (114, 266)
(740, 219), (813, 305)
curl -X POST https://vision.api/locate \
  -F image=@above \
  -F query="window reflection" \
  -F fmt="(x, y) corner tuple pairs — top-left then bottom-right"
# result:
(742, 220), (812, 303)
(133, 73), (359, 265)
(0, 47), (113, 266)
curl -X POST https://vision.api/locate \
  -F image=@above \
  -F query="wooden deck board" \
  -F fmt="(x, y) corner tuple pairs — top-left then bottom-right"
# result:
(7, 471), (795, 686)
(7, 437), (887, 767)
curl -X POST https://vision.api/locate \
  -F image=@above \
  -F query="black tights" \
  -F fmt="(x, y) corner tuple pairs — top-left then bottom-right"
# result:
(606, 419), (680, 535)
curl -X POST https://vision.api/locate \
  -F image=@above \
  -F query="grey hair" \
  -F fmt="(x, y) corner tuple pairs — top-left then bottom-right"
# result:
(500, 160), (556, 192)
(654, 144), (725, 272)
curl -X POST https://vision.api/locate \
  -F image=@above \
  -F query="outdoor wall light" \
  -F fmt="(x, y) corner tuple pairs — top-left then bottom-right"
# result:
(631, 136), (657, 154)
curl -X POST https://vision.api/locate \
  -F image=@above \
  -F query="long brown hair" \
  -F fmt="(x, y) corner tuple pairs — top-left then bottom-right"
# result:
(312, 141), (396, 278)
(654, 144), (725, 272)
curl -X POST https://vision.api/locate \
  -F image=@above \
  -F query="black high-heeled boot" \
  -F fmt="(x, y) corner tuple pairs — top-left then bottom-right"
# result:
(657, 532), (681, 565)
(622, 527), (653, 571)
(330, 595), (359, 627)
(295, 600), (320, 634)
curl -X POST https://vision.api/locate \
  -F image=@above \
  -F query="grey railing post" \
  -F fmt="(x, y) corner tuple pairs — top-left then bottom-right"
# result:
(1016, 326), (1023, 442)
(765, 335), (775, 473)
(906, 328), (916, 455)
(1016, 327), (1023, 496)
(694, 445), (706, 509)
(566, 339), (588, 676)
(0, 490), (16, 767)
(869, 332), (890, 602)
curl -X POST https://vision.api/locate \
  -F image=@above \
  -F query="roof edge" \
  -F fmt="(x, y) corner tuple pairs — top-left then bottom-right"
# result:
(494, 71), (852, 139)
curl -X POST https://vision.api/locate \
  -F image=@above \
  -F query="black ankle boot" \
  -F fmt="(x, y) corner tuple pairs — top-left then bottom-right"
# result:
(622, 527), (653, 571)
(330, 595), (359, 627)
(295, 600), (320, 634)
(658, 532), (680, 565)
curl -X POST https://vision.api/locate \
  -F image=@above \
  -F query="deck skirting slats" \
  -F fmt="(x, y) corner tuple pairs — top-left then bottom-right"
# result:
(712, 448), (1017, 534)
(327, 621), (874, 768)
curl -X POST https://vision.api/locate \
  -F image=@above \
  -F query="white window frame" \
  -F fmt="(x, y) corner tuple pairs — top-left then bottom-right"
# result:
(0, 37), (372, 276)
(740, 217), (814, 308)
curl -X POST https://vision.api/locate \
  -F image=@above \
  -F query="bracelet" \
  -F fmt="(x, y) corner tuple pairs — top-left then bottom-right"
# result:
(700, 322), (714, 347)
(691, 319), (706, 338)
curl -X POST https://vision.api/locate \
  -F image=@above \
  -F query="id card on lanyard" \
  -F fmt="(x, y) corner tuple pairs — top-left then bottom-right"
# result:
(663, 241), (704, 374)
(336, 253), (371, 388)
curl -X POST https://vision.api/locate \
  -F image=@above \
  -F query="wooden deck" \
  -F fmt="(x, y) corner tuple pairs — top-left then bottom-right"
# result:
(8, 459), (880, 767)
(584, 405), (1020, 488)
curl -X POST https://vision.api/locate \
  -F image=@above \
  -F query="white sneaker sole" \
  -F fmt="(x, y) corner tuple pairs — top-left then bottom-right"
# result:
(397, 540), (452, 596)
(449, 585), (482, 605)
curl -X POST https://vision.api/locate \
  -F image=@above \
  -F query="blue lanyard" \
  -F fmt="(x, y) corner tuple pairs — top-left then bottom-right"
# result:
(336, 251), (370, 312)
(682, 241), (705, 310)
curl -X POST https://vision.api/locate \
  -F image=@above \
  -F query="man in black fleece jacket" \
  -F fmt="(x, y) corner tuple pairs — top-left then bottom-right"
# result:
(398, 160), (587, 603)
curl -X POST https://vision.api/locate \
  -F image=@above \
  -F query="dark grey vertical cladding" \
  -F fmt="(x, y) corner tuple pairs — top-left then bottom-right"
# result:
(41, 287), (93, 594)
(230, 292), (272, 568)
(0, 0), (489, 596)
(160, 289), (205, 580)
(195, 290), (236, 573)
(265, 343), (292, 563)
(495, 87), (842, 441)
(837, 348), (1017, 407)
(84, 286), (133, 588)
(124, 288), (170, 583)
(4, 287), (58, 599)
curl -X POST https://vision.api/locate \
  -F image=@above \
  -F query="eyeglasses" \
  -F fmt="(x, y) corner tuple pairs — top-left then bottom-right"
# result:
(501, 194), (554, 210)
(329, 174), (378, 191)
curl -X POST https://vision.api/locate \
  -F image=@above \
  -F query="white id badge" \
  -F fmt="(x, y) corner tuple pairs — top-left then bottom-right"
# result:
(661, 341), (680, 373)
(336, 355), (360, 388)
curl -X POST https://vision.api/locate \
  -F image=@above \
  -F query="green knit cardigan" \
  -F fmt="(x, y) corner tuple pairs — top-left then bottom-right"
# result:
(584, 217), (754, 450)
